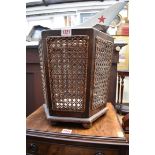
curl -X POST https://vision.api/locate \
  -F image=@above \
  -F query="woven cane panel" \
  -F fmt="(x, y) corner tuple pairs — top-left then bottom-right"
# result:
(38, 41), (48, 104)
(92, 36), (113, 110)
(46, 35), (89, 112)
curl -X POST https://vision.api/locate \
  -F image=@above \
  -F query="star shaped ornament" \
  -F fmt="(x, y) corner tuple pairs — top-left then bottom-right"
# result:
(98, 16), (106, 23)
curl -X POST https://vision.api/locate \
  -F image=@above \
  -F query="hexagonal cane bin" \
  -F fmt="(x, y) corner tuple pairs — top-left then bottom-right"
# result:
(39, 28), (114, 128)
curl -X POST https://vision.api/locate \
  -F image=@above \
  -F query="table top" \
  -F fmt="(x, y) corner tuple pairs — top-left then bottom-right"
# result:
(27, 103), (126, 141)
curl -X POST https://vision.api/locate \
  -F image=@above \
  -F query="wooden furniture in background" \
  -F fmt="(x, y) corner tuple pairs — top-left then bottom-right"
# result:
(26, 102), (129, 155)
(116, 70), (129, 114)
(122, 113), (129, 133)
(108, 43), (127, 106)
(122, 113), (129, 142)
(26, 45), (44, 116)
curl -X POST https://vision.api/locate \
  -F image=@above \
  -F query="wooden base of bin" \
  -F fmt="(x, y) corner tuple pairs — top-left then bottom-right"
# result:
(43, 104), (108, 129)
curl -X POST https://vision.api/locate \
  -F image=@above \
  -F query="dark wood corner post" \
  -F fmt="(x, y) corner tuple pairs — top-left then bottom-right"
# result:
(107, 43), (127, 106)
(107, 44), (120, 105)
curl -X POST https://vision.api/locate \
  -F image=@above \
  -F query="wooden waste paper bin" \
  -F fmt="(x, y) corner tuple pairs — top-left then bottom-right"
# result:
(39, 28), (114, 128)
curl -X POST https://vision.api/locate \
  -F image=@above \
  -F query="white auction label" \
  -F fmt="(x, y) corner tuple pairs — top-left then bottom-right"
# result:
(61, 29), (72, 36)
(61, 129), (72, 134)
